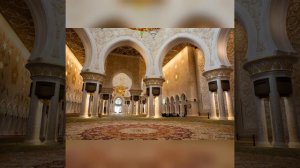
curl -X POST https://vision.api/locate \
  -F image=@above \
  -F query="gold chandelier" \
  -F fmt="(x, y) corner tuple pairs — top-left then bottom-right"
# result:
(113, 85), (127, 97)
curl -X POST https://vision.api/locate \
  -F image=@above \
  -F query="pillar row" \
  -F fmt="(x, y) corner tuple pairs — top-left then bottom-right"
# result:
(24, 63), (65, 144)
(203, 67), (234, 121)
(244, 55), (300, 148)
(80, 71), (105, 118)
(144, 78), (165, 118)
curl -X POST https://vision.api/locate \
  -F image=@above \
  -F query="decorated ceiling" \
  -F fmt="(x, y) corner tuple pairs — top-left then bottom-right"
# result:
(0, 0), (35, 52)
(111, 46), (141, 57)
(163, 43), (194, 66)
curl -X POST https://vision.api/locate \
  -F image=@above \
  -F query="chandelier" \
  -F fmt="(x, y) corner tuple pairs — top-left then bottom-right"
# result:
(130, 28), (160, 38)
(113, 85), (127, 97)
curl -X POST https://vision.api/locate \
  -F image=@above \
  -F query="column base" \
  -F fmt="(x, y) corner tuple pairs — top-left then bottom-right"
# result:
(227, 117), (234, 120)
(24, 139), (43, 145)
(154, 115), (161, 118)
(210, 116), (219, 120)
(256, 141), (272, 147)
(44, 140), (58, 145)
(80, 115), (91, 119)
(187, 114), (199, 117)
(219, 117), (227, 120)
(272, 142), (288, 148)
(288, 142), (300, 148)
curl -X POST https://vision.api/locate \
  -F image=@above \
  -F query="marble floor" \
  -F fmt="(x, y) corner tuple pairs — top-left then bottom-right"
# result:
(0, 143), (64, 168)
(66, 116), (234, 141)
(235, 142), (300, 168)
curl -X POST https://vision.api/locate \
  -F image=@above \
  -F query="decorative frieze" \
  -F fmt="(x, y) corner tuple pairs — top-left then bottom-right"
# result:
(143, 78), (165, 87)
(26, 62), (65, 80)
(202, 67), (232, 81)
(101, 87), (113, 94)
(129, 89), (143, 96)
(243, 55), (298, 76)
(80, 71), (106, 83)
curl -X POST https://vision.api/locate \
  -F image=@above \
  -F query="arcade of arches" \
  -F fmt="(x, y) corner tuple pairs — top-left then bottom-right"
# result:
(0, 1), (299, 168)
(65, 28), (235, 123)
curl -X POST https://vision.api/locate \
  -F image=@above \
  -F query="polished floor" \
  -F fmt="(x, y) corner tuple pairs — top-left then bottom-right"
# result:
(0, 143), (64, 168)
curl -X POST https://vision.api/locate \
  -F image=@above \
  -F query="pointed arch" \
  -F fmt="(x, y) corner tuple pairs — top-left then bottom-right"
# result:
(99, 36), (152, 76)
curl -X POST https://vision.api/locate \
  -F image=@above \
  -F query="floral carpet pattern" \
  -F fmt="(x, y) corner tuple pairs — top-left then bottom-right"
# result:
(80, 124), (193, 140)
(67, 117), (234, 141)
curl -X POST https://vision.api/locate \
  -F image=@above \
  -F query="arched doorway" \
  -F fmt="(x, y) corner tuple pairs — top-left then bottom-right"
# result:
(114, 97), (123, 114)
(101, 41), (146, 117)
(159, 39), (207, 117)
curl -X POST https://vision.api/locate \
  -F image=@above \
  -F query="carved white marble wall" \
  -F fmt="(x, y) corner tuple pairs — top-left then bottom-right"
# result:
(82, 28), (230, 78)
(66, 46), (83, 114)
(0, 14), (31, 136)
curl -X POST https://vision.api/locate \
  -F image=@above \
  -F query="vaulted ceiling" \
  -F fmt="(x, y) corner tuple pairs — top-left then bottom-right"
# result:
(110, 46), (142, 57)
(0, 0), (35, 52)
(163, 43), (194, 66)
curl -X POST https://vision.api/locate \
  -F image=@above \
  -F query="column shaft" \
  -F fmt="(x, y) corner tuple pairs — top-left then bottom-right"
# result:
(283, 97), (300, 148)
(25, 81), (43, 144)
(225, 91), (234, 120)
(255, 97), (271, 147)
(210, 92), (218, 119)
(269, 76), (286, 147)
(217, 79), (226, 120)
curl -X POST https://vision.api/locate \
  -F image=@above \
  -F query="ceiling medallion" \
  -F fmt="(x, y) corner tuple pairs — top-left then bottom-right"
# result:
(130, 28), (160, 38)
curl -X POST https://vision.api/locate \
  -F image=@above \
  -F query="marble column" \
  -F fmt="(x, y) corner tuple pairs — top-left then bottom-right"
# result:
(254, 97), (271, 147)
(25, 80), (44, 144)
(224, 91), (234, 120)
(155, 94), (163, 118)
(80, 84), (89, 118)
(131, 99), (135, 115)
(80, 72), (105, 118)
(269, 75), (286, 147)
(135, 100), (140, 115)
(25, 63), (65, 144)
(203, 68), (233, 121)
(144, 78), (165, 118)
(91, 82), (101, 118)
(216, 79), (226, 120)
(174, 101), (178, 115)
(147, 87), (154, 117)
(45, 81), (62, 144)
(209, 91), (218, 119)
(283, 96), (300, 148)
(244, 55), (299, 148)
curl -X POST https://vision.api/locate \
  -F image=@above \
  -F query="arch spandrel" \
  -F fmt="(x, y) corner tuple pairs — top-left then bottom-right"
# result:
(154, 32), (225, 77)
(73, 28), (97, 72)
